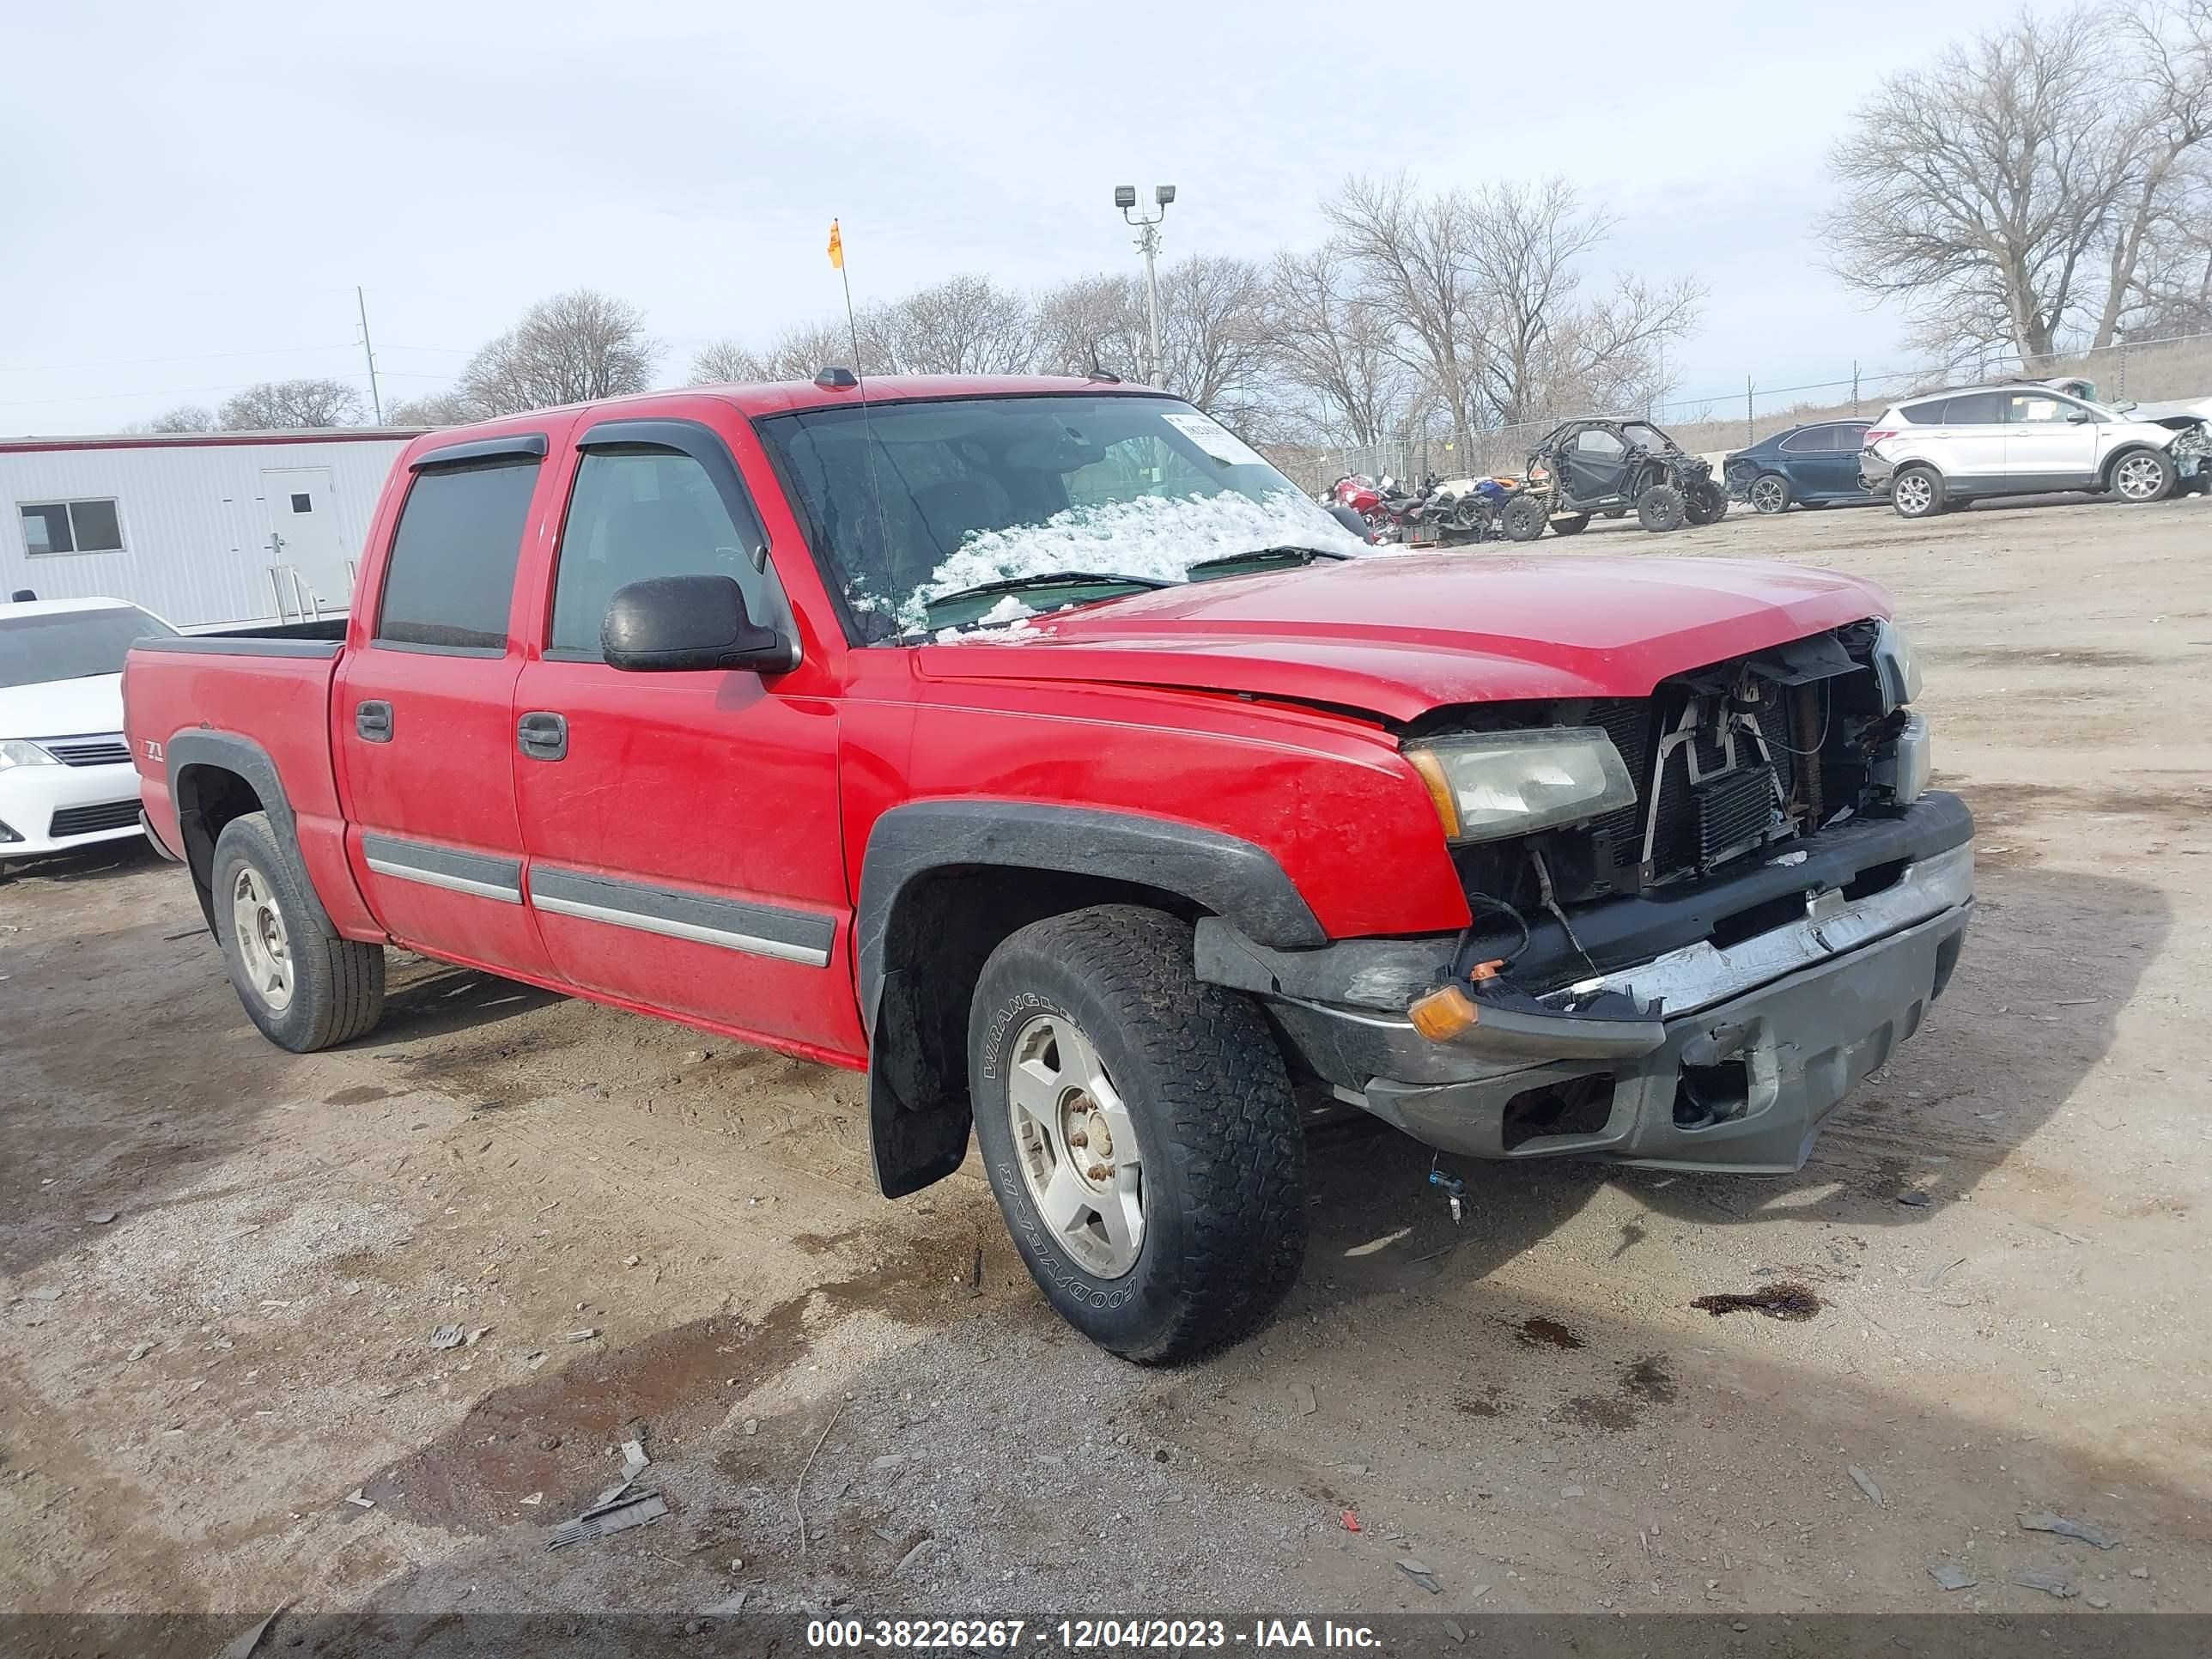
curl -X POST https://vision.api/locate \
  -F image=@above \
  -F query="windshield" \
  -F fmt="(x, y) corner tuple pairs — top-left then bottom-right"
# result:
(757, 394), (1363, 640)
(0, 605), (177, 690)
(1620, 422), (1673, 453)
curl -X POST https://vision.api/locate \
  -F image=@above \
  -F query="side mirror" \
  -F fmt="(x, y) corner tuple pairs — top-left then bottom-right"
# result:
(602, 575), (795, 673)
(2066, 409), (2093, 423)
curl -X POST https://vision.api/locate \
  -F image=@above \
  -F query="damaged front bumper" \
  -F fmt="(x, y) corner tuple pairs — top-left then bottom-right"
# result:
(1200, 796), (1973, 1174)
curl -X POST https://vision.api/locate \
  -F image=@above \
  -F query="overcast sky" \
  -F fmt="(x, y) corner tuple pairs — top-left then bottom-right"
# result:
(2, 0), (2065, 435)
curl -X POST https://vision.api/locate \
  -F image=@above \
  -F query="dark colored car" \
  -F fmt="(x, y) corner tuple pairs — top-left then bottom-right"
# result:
(1724, 421), (1875, 514)
(1510, 417), (1726, 538)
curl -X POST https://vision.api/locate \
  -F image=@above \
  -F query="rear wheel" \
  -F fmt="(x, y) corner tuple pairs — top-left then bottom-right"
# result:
(2110, 447), (2177, 504)
(1547, 513), (1590, 537)
(1500, 495), (1547, 542)
(1748, 473), (1792, 514)
(212, 812), (385, 1052)
(1637, 483), (1686, 532)
(968, 906), (1305, 1363)
(1891, 465), (1945, 519)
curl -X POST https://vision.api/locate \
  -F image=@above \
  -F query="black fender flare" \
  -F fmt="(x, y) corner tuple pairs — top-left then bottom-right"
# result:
(854, 799), (1323, 1024)
(854, 800), (1325, 1198)
(164, 730), (335, 938)
(2100, 441), (2172, 489)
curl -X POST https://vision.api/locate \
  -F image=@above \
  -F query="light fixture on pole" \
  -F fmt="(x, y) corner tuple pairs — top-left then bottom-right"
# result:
(1115, 184), (1175, 388)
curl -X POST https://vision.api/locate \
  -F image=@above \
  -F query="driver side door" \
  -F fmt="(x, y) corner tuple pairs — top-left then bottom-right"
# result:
(1562, 427), (1628, 503)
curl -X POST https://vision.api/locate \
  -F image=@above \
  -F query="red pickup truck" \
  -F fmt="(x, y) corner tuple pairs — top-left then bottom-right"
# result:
(125, 374), (1972, 1361)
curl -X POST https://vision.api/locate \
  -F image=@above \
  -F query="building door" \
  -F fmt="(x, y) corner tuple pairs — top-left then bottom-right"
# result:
(259, 467), (350, 616)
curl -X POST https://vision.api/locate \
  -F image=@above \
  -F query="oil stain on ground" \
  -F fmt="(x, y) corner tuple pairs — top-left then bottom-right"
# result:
(1514, 1316), (1584, 1351)
(1692, 1282), (1823, 1321)
(1558, 1356), (1678, 1434)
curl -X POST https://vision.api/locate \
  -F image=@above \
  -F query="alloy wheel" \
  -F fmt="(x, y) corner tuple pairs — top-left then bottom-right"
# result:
(1006, 1010), (1146, 1279)
(2115, 453), (2166, 501)
(1894, 473), (1934, 515)
(1751, 477), (1788, 514)
(231, 866), (295, 1013)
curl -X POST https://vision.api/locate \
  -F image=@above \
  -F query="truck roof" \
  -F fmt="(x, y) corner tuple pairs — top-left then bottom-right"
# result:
(398, 374), (1177, 457)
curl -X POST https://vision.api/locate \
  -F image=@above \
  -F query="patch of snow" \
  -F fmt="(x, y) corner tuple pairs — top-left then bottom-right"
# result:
(905, 489), (1362, 635)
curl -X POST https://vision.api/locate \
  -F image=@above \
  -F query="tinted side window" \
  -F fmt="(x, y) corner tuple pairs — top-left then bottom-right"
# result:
(1573, 428), (1626, 456)
(1778, 428), (1821, 453)
(375, 460), (540, 651)
(1839, 423), (1871, 449)
(549, 448), (761, 657)
(1899, 400), (1947, 425)
(1942, 392), (2006, 425)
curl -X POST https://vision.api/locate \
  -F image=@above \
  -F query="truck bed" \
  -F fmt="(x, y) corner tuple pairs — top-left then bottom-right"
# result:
(123, 623), (379, 939)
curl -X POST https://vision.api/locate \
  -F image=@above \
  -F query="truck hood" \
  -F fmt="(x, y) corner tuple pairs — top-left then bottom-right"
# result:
(0, 672), (124, 741)
(917, 552), (1891, 723)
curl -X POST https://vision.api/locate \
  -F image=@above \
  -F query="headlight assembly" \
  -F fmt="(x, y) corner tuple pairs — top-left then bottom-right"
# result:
(1404, 726), (1637, 844)
(0, 739), (59, 772)
(1872, 618), (1922, 708)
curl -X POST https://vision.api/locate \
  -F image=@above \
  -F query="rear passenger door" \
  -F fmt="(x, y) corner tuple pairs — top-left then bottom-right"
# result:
(509, 418), (863, 1060)
(1936, 392), (2008, 484)
(334, 434), (558, 981)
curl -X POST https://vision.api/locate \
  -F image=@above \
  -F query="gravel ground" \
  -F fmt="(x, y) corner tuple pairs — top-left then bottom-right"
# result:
(3, 488), (2209, 1632)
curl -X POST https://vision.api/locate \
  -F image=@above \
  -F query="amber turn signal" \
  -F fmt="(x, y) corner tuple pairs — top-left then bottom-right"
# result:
(1407, 983), (1480, 1042)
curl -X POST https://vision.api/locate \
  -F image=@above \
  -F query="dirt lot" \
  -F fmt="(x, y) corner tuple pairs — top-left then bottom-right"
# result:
(4, 491), (2210, 1634)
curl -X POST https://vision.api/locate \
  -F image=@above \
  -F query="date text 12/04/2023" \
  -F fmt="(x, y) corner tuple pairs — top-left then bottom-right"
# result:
(803, 1619), (1383, 1649)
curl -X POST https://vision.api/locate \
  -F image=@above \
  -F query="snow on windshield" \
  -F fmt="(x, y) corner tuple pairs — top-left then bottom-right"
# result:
(903, 489), (1364, 635)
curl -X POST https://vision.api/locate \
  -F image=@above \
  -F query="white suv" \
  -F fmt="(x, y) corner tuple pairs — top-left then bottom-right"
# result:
(1858, 383), (2209, 519)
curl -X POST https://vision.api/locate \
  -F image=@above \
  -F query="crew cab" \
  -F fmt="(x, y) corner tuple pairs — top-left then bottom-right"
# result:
(124, 375), (1973, 1361)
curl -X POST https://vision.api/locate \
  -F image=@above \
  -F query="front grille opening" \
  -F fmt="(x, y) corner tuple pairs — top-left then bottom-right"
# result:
(49, 799), (141, 839)
(1501, 1073), (1616, 1150)
(1842, 857), (1908, 901)
(1674, 1060), (1751, 1129)
(1710, 890), (1806, 950)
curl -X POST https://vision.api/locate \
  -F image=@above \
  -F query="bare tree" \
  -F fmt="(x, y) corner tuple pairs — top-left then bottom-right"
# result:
(2130, 150), (2212, 331)
(1034, 272), (1151, 380)
(1322, 174), (1486, 456)
(689, 339), (775, 384)
(876, 275), (1036, 374)
(2101, 0), (2212, 341)
(216, 379), (363, 429)
(384, 391), (479, 427)
(1825, 4), (2139, 368)
(1152, 255), (1275, 428)
(141, 404), (216, 433)
(457, 289), (660, 416)
(1267, 243), (1411, 446)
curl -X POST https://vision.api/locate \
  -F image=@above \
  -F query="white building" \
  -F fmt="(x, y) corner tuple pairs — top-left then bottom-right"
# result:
(0, 429), (419, 629)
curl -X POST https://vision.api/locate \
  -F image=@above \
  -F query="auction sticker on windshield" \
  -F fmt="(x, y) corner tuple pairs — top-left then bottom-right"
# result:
(1159, 410), (1267, 469)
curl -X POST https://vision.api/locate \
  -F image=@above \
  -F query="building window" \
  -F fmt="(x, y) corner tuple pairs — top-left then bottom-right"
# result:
(290, 493), (313, 513)
(19, 499), (125, 556)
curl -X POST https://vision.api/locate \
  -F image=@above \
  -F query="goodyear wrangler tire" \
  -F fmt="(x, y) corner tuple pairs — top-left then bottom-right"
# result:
(968, 905), (1305, 1363)
(211, 811), (385, 1052)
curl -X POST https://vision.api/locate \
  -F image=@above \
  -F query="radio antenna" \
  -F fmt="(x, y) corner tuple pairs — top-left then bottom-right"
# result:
(825, 219), (896, 628)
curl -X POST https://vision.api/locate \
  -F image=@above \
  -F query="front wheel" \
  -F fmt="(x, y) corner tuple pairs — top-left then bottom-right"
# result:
(1684, 480), (1728, 525)
(2110, 447), (2177, 503)
(1637, 483), (1686, 532)
(968, 906), (1306, 1363)
(212, 811), (385, 1052)
(1547, 513), (1590, 537)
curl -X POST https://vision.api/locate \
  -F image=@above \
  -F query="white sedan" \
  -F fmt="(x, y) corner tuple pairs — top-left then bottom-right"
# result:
(0, 596), (179, 870)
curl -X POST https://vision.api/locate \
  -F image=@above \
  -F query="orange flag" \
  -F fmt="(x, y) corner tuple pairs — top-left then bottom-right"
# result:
(827, 219), (844, 270)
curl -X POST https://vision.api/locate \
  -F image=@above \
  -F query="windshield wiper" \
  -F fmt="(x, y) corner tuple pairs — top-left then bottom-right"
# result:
(921, 569), (1175, 621)
(1186, 544), (1352, 580)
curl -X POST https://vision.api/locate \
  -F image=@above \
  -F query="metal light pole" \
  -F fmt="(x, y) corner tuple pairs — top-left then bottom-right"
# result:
(1114, 185), (1175, 387)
